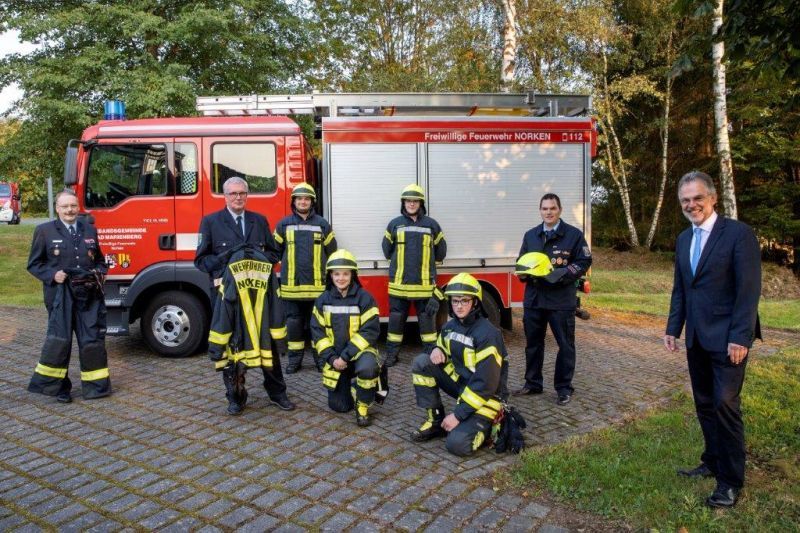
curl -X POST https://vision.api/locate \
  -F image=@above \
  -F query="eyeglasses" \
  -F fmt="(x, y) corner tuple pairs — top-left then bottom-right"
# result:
(679, 194), (708, 206)
(225, 191), (248, 198)
(451, 297), (474, 307)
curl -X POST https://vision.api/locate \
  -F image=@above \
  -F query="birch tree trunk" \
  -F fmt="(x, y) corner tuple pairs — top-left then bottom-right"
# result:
(712, 0), (737, 218)
(500, 0), (517, 92)
(645, 31), (673, 249)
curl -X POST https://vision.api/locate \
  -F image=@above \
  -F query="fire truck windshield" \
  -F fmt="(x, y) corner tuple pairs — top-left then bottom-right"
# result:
(0, 184), (10, 196)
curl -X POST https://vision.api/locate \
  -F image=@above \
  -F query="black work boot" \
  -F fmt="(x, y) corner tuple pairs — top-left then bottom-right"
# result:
(356, 401), (371, 427)
(384, 344), (400, 368)
(411, 408), (446, 442)
(285, 351), (303, 374)
(223, 366), (246, 415)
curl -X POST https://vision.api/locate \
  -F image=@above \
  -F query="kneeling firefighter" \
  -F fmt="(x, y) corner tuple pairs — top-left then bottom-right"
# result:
(311, 250), (388, 427)
(410, 273), (509, 457)
(207, 243), (295, 415)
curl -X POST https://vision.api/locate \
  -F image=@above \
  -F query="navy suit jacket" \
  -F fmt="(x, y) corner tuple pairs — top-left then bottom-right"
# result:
(194, 209), (279, 285)
(666, 215), (761, 352)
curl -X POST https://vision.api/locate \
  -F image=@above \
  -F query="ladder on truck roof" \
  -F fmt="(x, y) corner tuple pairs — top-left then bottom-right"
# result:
(195, 92), (591, 118)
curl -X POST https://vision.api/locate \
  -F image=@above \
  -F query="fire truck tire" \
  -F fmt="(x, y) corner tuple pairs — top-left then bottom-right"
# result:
(481, 291), (502, 329)
(141, 291), (207, 358)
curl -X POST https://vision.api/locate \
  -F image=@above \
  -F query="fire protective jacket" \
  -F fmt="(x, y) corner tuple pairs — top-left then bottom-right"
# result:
(433, 313), (507, 422)
(273, 213), (337, 300)
(208, 245), (287, 370)
(382, 214), (446, 299)
(310, 282), (380, 367)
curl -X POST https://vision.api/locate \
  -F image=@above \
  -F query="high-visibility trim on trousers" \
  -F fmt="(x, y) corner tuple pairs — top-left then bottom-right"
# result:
(81, 368), (109, 382)
(35, 363), (68, 379)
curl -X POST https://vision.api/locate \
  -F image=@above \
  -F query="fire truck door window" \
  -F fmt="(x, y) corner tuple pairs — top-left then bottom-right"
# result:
(211, 143), (276, 195)
(0, 184), (10, 196)
(175, 143), (198, 195)
(85, 144), (168, 208)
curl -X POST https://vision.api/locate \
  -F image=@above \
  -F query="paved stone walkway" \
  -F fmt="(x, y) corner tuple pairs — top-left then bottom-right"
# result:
(0, 306), (792, 531)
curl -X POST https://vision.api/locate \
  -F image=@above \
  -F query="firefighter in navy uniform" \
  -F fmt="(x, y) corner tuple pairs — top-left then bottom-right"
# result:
(410, 273), (509, 457)
(311, 250), (382, 427)
(273, 183), (337, 374)
(382, 184), (447, 367)
(513, 193), (592, 405)
(27, 189), (111, 403)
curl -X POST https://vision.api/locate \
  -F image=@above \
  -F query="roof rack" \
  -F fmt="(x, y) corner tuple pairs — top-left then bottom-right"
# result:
(195, 92), (591, 118)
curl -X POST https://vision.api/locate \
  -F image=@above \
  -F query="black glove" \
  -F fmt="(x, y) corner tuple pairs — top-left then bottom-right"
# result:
(424, 297), (440, 317)
(544, 267), (568, 284)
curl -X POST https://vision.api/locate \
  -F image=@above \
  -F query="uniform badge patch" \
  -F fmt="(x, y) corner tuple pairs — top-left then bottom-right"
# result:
(556, 257), (563, 265)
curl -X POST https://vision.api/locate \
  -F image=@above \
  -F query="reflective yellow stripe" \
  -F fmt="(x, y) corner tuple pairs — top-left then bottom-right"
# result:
(463, 348), (477, 371)
(288, 341), (306, 350)
(315, 337), (334, 353)
(270, 326), (287, 340)
(472, 430), (486, 450)
(421, 233), (431, 286)
(287, 228), (296, 286)
(356, 376), (378, 389)
(436, 335), (448, 353)
(443, 361), (457, 381)
(412, 373), (437, 387)
(384, 230), (393, 243)
(81, 368), (109, 382)
(474, 346), (502, 368)
(214, 360), (228, 370)
(35, 363), (67, 379)
(420, 332), (438, 343)
(274, 231), (284, 244)
(388, 283), (435, 298)
(260, 349), (273, 368)
(324, 231), (335, 246)
(280, 285), (325, 299)
(434, 231), (445, 245)
(312, 306), (327, 326)
(313, 240), (322, 288)
(433, 286), (444, 300)
(322, 363), (340, 389)
(349, 315), (359, 338)
(460, 386), (486, 410)
(394, 230), (405, 285)
(360, 307), (379, 323)
(208, 330), (231, 345)
(387, 332), (403, 343)
(476, 398), (502, 420)
(351, 333), (369, 351)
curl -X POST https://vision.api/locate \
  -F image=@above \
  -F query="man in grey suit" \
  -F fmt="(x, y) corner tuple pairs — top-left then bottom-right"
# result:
(664, 171), (761, 508)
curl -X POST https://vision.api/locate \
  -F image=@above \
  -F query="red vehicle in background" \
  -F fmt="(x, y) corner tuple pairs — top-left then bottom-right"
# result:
(0, 181), (21, 225)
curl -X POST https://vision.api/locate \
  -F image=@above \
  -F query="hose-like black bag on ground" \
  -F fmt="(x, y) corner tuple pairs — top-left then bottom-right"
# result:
(492, 404), (527, 454)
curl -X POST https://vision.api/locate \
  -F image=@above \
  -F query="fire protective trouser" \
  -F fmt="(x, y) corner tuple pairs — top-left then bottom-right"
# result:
(284, 300), (318, 367)
(410, 352), (492, 457)
(322, 351), (380, 413)
(385, 297), (438, 358)
(28, 284), (111, 399)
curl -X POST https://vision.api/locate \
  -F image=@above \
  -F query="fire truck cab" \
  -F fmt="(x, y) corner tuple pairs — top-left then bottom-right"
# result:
(65, 92), (594, 358)
(0, 181), (21, 225)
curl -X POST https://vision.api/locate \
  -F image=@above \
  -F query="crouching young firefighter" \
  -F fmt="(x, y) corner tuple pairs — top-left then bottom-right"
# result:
(311, 250), (388, 427)
(207, 243), (295, 415)
(273, 183), (337, 374)
(381, 184), (447, 367)
(410, 273), (509, 457)
(27, 189), (111, 403)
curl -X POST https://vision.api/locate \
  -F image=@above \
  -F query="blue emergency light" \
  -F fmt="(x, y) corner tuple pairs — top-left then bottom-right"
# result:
(103, 100), (126, 120)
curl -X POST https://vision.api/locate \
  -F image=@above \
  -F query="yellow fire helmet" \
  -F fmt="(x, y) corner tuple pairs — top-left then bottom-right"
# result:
(291, 182), (316, 200)
(444, 273), (483, 302)
(326, 249), (358, 272)
(400, 184), (425, 201)
(515, 252), (554, 278)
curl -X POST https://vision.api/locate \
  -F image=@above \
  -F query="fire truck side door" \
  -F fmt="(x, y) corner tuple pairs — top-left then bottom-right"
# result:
(172, 139), (202, 260)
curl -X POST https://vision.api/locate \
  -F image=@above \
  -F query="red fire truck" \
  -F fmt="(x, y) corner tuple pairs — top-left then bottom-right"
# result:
(0, 181), (21, 224)
(63, 92), (594, 357)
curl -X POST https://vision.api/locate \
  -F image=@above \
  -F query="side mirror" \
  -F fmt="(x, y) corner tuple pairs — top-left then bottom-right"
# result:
(64, 140), (79, 185)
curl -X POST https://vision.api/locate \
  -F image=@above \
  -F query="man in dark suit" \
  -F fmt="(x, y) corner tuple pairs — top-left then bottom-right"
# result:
(27, 189), (111, 403)
(665, 171), (761, 508)
(195, 176), (294, 413)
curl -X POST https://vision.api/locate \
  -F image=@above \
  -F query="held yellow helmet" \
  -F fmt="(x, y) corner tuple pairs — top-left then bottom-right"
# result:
(515, 252), (554, 277)
(400, 184), (425, 201)
(444, 273), (483, 302)
(326, 249), (358, 272)
(291, 182), (316, 200)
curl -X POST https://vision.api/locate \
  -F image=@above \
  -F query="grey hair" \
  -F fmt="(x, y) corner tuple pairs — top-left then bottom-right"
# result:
(677, 171), (717, 197)
(222, 176), (249, 193)
(54, 188), (78, 205)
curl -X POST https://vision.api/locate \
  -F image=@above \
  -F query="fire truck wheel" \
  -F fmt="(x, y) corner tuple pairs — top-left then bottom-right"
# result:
(481, 292), (502, 329)
(142, 291), (207, 358)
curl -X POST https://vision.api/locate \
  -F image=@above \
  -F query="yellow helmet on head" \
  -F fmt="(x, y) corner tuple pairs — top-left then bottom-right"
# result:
(444, 273), (482, 302)
(515, 252), (554, 277)
(291, 182), (316, 200)
(326, 249), (358, 272)
(401, 184), (425, 202)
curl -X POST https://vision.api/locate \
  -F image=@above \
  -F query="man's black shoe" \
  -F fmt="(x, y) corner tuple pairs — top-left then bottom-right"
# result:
(285, 363), (301, 374)
(56, 392), (72, 404)
(512, 386), (543, 396)
(557, 393), (571, 406)
(227, 401), (244, 416)
(270, 396), (296, 411)
(677, 463), (714, 478)
(706, 485), (740, 508)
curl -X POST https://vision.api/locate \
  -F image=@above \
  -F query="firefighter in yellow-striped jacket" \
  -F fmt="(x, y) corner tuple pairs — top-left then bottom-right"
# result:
(208, 244), (295, 415)
(382, 184), (447, 367)
(410, 273), (509, 457)
(311, 250), (382, 427)
(273, 183), (337, 374)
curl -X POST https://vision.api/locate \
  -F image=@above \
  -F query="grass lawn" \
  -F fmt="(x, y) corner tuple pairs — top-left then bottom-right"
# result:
(0, 225), (42, 306)
(513, 347), (800, 531)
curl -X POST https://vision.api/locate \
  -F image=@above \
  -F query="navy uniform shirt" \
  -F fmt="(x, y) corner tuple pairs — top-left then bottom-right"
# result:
(518, 220), (592, 310)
